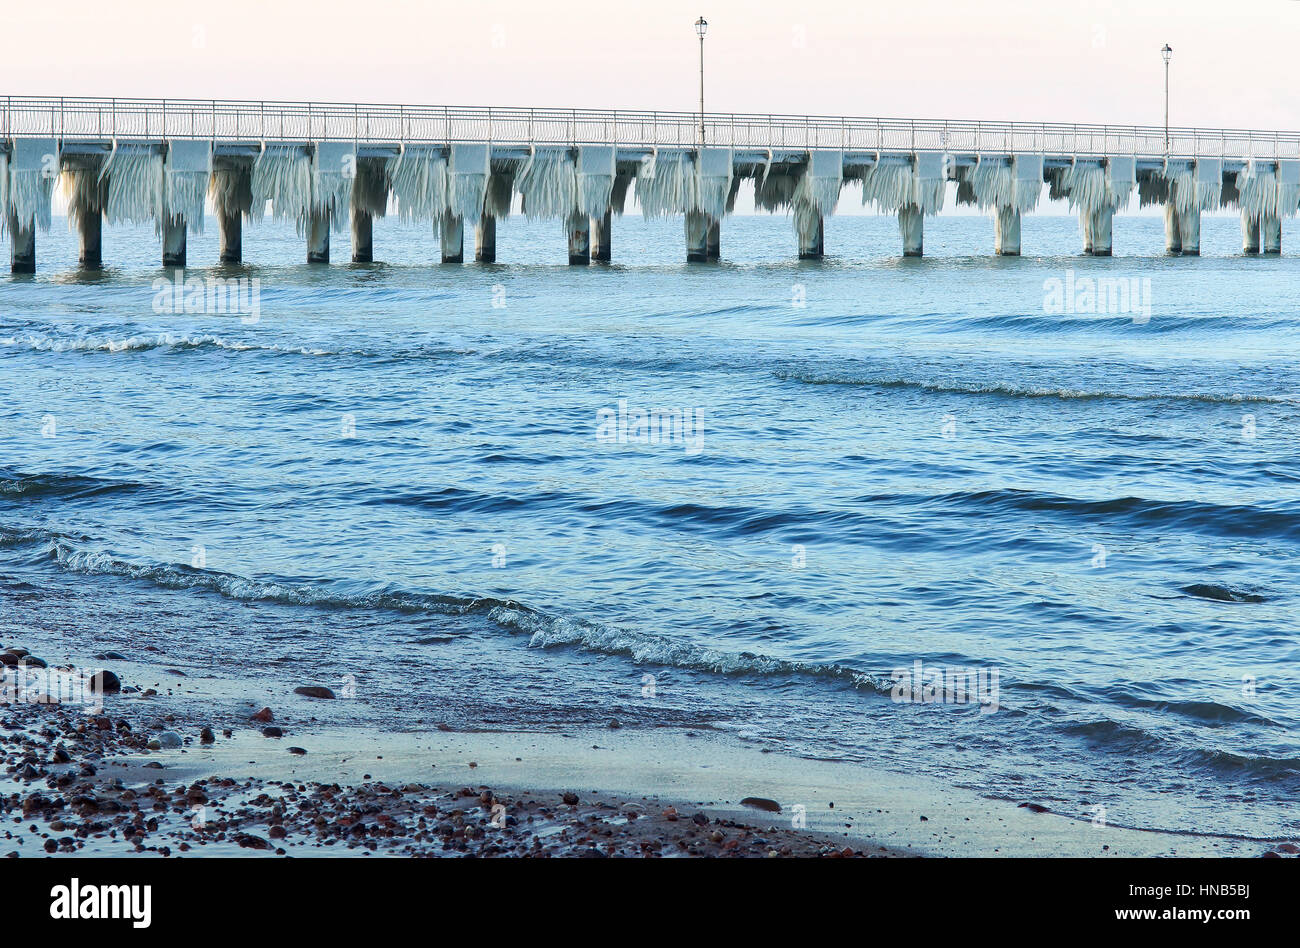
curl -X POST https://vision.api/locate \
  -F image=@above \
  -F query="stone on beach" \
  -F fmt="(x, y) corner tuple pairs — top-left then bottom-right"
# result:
(740, 797), (781, 813)
(251, 707), (274, 723)
(90, 670), (121, 693)
(294, 686), (336, 699)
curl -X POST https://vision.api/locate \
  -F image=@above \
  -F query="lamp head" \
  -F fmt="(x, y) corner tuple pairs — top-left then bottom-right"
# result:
(695, 17), (708, 38)
(1161, 44), (1172, 64)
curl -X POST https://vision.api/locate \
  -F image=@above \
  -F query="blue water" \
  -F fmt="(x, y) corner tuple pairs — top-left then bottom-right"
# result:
(2, 211), (1298, 840)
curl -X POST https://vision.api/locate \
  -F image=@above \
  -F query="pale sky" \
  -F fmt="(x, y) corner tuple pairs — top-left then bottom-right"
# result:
(7, 1), (1300, 131)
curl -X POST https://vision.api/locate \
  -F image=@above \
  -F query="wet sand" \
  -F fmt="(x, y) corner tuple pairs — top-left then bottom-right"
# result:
(2, 644), (1293, 858)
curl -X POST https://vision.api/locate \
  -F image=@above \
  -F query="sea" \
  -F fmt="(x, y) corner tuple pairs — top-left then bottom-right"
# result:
(2, 210), (1297, 842)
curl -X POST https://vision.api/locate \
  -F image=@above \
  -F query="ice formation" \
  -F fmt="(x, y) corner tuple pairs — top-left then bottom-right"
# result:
(312, 141), (356, 231)
(448, 144), (490, 224)
(386, 146), (447, 224)
(515, 147), (575, 220)
(61, 164), (105, 231)
(0, 151), (8, 235)
(351, 158), (390, 219)
(860, 151), (946, 215)
(1013, 154), (1044, 213)
(251, 145), (312, 224)
(635, 149), (693, 219)
(101, 146), (163, 230)
(210, 163), (254, 221)
(8, 138), (59, 233)
(576, 146), (616, 220)
(695, 148), (733, 219)
(164, 140), (212, 233)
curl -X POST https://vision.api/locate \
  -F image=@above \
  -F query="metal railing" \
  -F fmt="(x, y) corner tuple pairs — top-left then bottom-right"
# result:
(3, 95), (1299, 160)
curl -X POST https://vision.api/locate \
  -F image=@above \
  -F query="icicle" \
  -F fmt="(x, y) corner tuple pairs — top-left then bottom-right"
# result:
(913, 151), (947, 214)
(969, 157), (1013, 211)
(1278, 160), (1300, 217)
(1235, 161), (1276, 219)
(1061, 162), (1110, 215)
(517, 147), (576, 220)
(351, 158), (389, 219)
(448, 143), (490, 224)
(1107, 156), (1136, 210)
(1164, 163), (1197, 215)
(484, 159), (524, 219)
(576, 145), (616, 220)
(100, 146), (163, 231)
(792, 149), (843, 215)
(754, 167), (798, 212)
(724, 173), (743, 214)
(1137, 169), (1168, 208)
(694, 147), (733, 218)
(1193, 158), (1222, 211)
(1013, 154), (1044, 213)
(386, 146), (447, 224)
(252, 145), (312, 224)
(610, 167), (634, 216)
(210, 161), (254, 220)
(860, 160), (912, 212)
(165, 140), (212, 234)
(62, 162), (106, 232)
(313, 141), (356, 232)
(636, 149), (693, 219)
(8, 138), (59, 233)
(1045, 166), (1069, 202)
(0, 151), (8, 236)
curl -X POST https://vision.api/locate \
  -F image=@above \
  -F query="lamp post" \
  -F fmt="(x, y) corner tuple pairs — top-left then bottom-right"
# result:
(1161, 44), (1172, 151)
(695, 17), (708, 146)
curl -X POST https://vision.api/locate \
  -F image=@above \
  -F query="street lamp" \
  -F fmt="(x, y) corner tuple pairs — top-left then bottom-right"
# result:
(695, 17), (708, 146)
(1161, 44), (1173, 151)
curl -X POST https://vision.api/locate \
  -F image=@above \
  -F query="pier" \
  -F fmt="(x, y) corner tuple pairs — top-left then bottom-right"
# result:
(2, 95), (1299, 272)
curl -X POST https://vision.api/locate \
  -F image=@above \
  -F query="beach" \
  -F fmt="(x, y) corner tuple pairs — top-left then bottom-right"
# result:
(4, 638), (1291, 859)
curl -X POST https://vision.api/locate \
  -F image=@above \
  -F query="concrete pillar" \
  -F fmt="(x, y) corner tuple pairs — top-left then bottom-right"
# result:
(899, 205), (923, 257)
(162, 216), (187, 268)
(1089, 208), (1113, 256)
(705, 215), (720, 261)
(440, 212), (464, 263)
(351, 209), (373, 263)
(78, 210), (102, 270)
(685, 210), (708, 262)
(1241, 213), (1261, 254)
(1164, 203), (1182, 254)
(307, 210), (330, 264)
(475, 215), (496, 263)
(1079, 209), (1094, 254)
(798, 214), (824, 259)
(591, 209), (612, 262)
(995, 207), (1021, 256)
(567, 212), (591, 265)
(218, 208), (242, 264)
(1177, 208), (1201, 256)
(8, 214), (35, 274)
(1262, 214), (1281, 255)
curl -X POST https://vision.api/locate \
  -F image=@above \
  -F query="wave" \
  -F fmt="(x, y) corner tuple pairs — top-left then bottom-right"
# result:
(0, 470), (145, 502)
(0, 331), (334, 357)
(1061, 718), (1300, 781)
(39, 537), (892, 693)
(774, 370), (1297, 405)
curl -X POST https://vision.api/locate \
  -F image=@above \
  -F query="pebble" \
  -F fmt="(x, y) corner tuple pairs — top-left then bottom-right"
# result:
(157, 731), (183, 749)
(740, 797), (781, 813)
(90, 670), (122, 693)
(263, 726), (284, 738)
(251, 707), (274, 723)
(294, 686), (336, 699)
(562, 792), (579, 805)
(288, 746), (307, 755)
(199, 727), (215, 744)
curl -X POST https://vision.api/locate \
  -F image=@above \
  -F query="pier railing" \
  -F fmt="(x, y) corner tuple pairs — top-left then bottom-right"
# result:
(4, 95), (1300, 161)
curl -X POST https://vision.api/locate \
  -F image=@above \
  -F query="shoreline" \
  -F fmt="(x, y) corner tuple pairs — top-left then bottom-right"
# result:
(1, 642), (1292, 858)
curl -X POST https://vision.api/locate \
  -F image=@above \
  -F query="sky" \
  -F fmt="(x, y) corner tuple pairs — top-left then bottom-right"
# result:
(7, 0), (1300, 131)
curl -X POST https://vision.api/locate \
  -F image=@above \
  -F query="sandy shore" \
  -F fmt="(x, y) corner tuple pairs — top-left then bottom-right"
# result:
(2, 642), (1294, 858)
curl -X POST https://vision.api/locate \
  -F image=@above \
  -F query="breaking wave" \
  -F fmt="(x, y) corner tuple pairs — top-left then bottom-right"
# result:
(0, 331), (334, 356)
(774, 369), (1296, 405)
(42, 538), (891, 693)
